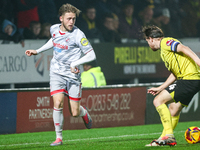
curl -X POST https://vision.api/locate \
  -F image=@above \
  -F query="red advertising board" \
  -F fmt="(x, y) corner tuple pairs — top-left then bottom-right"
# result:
(16, 87), (146, 133)
(17, 91), (57, 133)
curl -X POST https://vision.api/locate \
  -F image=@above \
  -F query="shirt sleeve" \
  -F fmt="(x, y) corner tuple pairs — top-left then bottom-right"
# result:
(163, 38), (180, 52)
(76, 30), (93, 54)
(170, 41), (180, 52)
(36, 38), (54, 54)
(70, 50), (96, 68)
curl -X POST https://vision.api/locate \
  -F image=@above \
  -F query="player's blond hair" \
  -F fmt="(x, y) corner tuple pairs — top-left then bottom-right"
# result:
(59, 3), (81, 17)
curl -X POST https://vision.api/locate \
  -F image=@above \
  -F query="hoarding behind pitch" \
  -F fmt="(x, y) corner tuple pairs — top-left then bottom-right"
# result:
(0, 92), (17, 134)
(16, 87), (146, 133)
(69, 87), (147, 129)
(16, 91), (56, 133)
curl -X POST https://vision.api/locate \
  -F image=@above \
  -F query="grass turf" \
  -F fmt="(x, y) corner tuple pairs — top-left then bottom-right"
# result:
(0, 121), (200, 150)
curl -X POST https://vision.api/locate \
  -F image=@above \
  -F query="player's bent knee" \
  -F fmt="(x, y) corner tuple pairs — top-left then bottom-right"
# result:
(53, 101), (63, 108)
(153, 98), (159, 107)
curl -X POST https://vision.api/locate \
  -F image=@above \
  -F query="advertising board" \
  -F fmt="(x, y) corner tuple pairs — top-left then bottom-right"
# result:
(0, 92), (17, 134)
(16, 87), (146, 133)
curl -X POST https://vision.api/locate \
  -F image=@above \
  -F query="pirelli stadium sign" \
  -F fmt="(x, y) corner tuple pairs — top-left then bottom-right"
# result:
(93, 43), (170, 81)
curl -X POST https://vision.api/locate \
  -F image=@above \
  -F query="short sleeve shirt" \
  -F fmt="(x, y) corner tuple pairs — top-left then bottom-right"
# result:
(160, 37), (200, 79)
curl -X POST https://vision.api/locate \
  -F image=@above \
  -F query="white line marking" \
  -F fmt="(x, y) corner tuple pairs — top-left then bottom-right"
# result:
(0, 130), (184, 147)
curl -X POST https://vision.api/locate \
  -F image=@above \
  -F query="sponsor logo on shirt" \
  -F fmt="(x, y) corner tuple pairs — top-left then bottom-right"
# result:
(54, 47), (62, 53)
(166, 39), (174, 46)
(53, 41), (68, 50)
(81, 38), (88, 46)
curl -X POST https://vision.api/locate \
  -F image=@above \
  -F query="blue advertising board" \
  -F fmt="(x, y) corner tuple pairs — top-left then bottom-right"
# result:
(0, 92), (17, 134)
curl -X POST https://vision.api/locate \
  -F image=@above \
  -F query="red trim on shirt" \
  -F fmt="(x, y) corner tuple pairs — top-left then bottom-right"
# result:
(59, 31), (65, 35)
(85, 49), (93, 54)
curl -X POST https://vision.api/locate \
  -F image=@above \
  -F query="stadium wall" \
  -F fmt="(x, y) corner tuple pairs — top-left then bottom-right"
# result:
(1, 83), (200, 134)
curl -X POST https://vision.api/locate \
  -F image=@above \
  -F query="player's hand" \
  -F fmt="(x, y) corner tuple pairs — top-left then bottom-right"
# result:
(147, 87), (161, 96)
(25, 50), (37, 56)
(70, 66), (80, 74)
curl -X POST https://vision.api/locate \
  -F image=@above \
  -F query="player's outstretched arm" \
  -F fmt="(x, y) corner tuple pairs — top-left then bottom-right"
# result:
(25, 38), (53, 57)
(25, 50), (37, 56)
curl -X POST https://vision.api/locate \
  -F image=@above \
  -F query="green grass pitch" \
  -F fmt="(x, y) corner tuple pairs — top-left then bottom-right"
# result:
(0, 121), (200, 150)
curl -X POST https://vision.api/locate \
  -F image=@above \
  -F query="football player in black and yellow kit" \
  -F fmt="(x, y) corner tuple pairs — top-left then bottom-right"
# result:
(142, 25), (200, 146)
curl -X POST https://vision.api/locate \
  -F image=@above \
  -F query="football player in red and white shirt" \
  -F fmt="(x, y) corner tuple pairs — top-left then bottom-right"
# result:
(25, 3), (95, 146)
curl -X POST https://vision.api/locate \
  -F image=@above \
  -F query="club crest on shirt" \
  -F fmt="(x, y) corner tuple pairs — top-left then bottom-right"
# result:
(66, 38), (70, 42)
(166, 39), (174, 46)
(81, 38), (88, 46)
(53, 34), (56, 38)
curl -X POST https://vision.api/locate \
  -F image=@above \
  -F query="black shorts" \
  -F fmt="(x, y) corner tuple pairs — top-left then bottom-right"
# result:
(166, 80), (200, 106)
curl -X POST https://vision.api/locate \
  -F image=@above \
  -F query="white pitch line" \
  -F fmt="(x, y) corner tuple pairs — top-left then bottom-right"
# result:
(0, 130), (184, 147)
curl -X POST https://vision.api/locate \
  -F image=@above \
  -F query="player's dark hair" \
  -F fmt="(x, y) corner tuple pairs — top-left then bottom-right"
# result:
(142, 25), (164, 39)
(59, 3), (81, 17)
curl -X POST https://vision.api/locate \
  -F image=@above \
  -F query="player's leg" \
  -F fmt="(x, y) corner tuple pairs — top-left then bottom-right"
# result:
(169, 102), (181, 131)
(50, 93), (65, 146)
(68, 100), (87, 118)
(145, 90), (176, 147)
(156, 102), (183, 146)
(146, 102), (181, 147)
(67, 81), (92, 129)
(153, 89), (183, 146)
(153, 90), (174, 136)
(68, 100), (80, 117)
(51, 93), (65, 145)
(159, 102), (181, 138)
(50, 72), (67, 146)
(147, 80), (200, 146)
(68, 100), (92, 129)
(158, 80), (200, 146)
